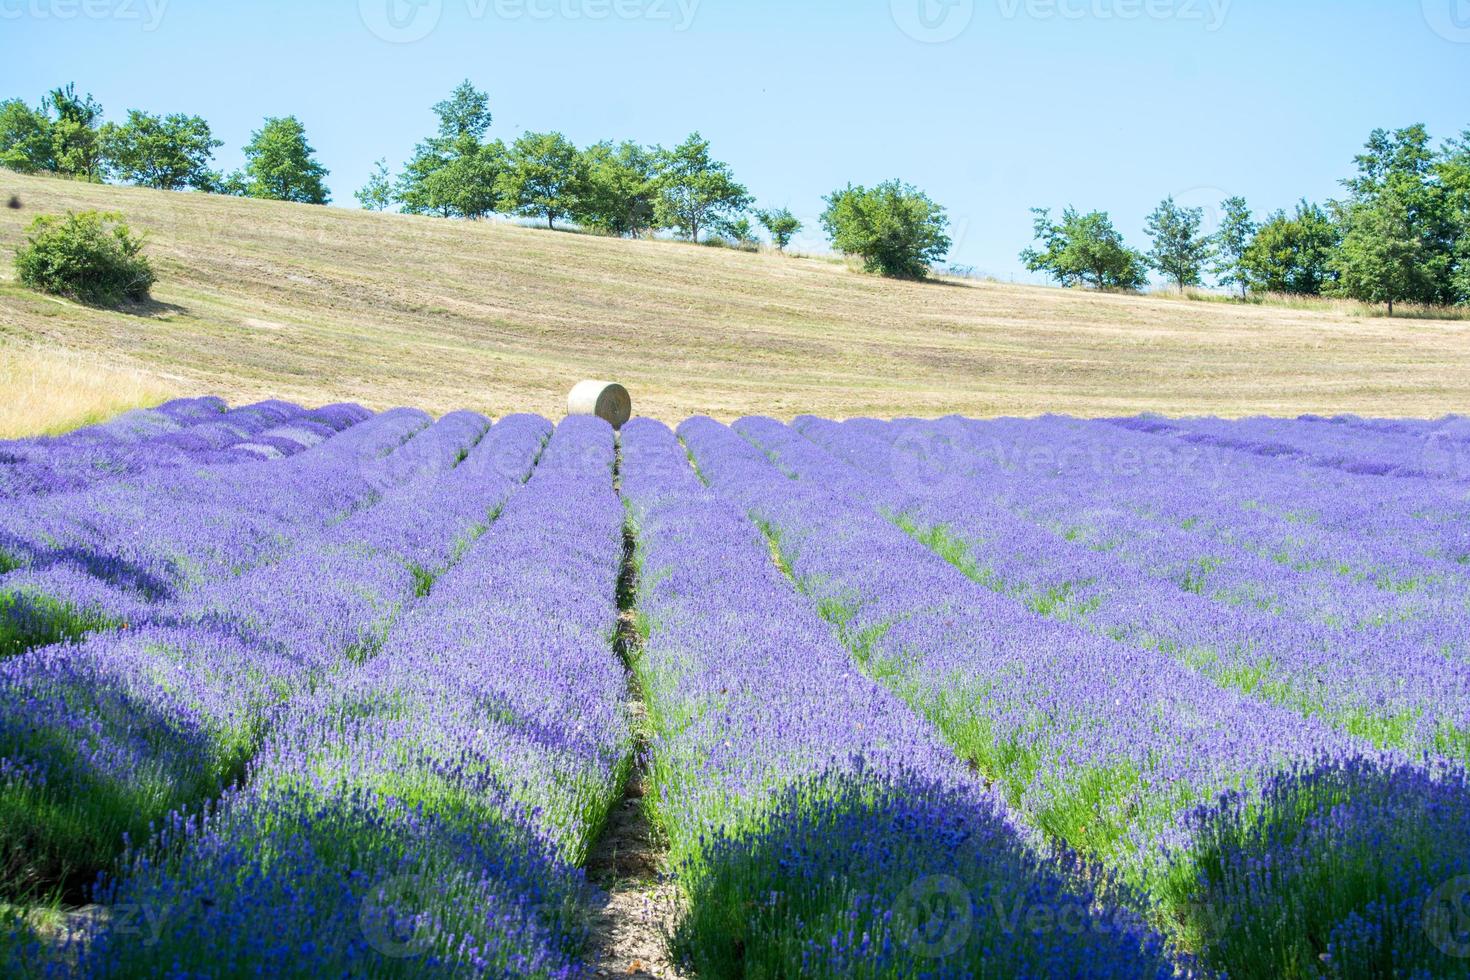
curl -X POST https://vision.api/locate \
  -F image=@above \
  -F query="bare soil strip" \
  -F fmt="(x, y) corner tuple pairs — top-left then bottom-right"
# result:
(585, 449), (685, 978)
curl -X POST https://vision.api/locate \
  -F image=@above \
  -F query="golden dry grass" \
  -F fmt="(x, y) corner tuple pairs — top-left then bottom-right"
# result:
(0, 342), (179, 438)
(1, 170), (1467, 425)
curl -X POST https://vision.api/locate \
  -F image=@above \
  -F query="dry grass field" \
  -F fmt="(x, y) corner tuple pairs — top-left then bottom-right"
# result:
(1, 169), (1467, 429)
(0, 345), (179, 439)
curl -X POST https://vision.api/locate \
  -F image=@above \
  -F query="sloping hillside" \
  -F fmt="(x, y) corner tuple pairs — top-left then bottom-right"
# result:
(1, 171), (1466, 422)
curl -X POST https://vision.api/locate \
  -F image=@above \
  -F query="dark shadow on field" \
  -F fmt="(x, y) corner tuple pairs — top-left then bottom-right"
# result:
(103, 296), (187, 319)
(76, 783), (590, 978)
(672, 771), (1176, 980)
(1177, 757), (1470, 979)
(0, 641), (247, 904)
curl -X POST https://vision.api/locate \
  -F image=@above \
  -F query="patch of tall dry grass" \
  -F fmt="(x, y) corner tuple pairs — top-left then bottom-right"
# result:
(0, 345), (178, 439)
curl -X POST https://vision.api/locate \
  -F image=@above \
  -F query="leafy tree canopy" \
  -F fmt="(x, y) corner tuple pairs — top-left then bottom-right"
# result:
(757, 207), (802, 252)
(0, 99), (54, 174)
(1330, 184), (1423, 315)
(355, 158), (396, 212)
(1145, 196), (1211, 291)
(1021, 206), (1147, 290)
(242, 116), (330, 204)
(572, 141), (659, 237)
(397, 81), (502, 219)
(820, 180), (950, 280)
(1240, 201), (1338, 296)
(100, 110), (221, 191)
(655, 133), (752, 243)
(497, 131), (582, 230)
(1211, 196), (1256, 298)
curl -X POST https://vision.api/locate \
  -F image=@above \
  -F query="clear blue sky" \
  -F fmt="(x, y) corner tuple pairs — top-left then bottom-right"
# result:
(3, 0), (1467, 281)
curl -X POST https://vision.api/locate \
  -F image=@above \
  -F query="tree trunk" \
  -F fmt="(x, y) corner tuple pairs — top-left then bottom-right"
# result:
(548, 212), (555, 231)
(1387, 298), (1394, 317)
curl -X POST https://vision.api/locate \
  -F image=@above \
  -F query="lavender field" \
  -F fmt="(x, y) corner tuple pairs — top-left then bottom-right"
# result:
(1, 398), (1469, 978)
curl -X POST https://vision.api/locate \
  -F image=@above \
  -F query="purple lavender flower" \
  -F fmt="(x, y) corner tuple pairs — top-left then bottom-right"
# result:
(72, 417), (631, 977)
(623, 418), (1175, 976)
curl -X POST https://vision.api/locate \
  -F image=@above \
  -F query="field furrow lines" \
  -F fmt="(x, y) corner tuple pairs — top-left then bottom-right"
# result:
(678, 415), (1470, 974)
(620, 418), (1172, 977)
(776, 416), (1470, 762)
(0, 414), (547, 904)
(25, 416), (629, 976)
(1, 404), (1466, 978)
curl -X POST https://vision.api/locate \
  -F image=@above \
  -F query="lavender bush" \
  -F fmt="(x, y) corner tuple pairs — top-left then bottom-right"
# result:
(3, 403), (1467, 978)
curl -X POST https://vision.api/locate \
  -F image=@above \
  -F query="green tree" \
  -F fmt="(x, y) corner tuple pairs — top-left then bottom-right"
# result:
(1241, 201), (1337, 295)
(572, 141), (659, 237)
(241, 116), (330, 204)
(0, 99), (55, 173)
(716, 215), (760, 249)
(1330, 186), (1423, 316)
(46, 85), (105, 181)
(756, 207), (802, 251)
(1211, 196), (1256, 298)
(654, 133), (752, 243)
(397, 81), (502, 219)
(1335, 125), (1458, 306)
(1021, 207), (1148, 290)
(99, 111), (221, 190)
(397, 149), (485, 217)
(205, 170), (250, 197)
(497, 131), (582, 230)
(1145, 196), (1211, 291)
(355, 158), (396, 211)
(1455, 233), (1470, 307)
(1441, 130), (1470, 304)
(433, 80), (493, 144)
(821, 180), (951, 280)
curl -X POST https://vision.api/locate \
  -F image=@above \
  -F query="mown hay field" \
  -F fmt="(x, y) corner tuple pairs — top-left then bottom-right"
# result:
(2, 171), (1468, 430)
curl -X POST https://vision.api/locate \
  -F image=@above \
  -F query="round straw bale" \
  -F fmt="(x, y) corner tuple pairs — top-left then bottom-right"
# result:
(567, 380), (632, 429)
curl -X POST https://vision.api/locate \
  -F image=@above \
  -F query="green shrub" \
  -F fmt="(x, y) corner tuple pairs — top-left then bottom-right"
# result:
(820, 180), (952, 280)
(13, 210), (155, 306)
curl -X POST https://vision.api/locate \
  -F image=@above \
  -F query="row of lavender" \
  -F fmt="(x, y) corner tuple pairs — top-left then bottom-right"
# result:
(4, 401), (1467, 975)
(858, 415), (1470, 667)
(75, 417), (631, 976)
(620, 419), (1173, 976)
(0, 396), (373, 500)
(0, 401), (438, 657)
(787, 416), (1470, 765)
(681, 416), (1470, 977)
(4, 416), (635, 976)
(1124, 413), (1470, 483)
(0, 408), (501, 897)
